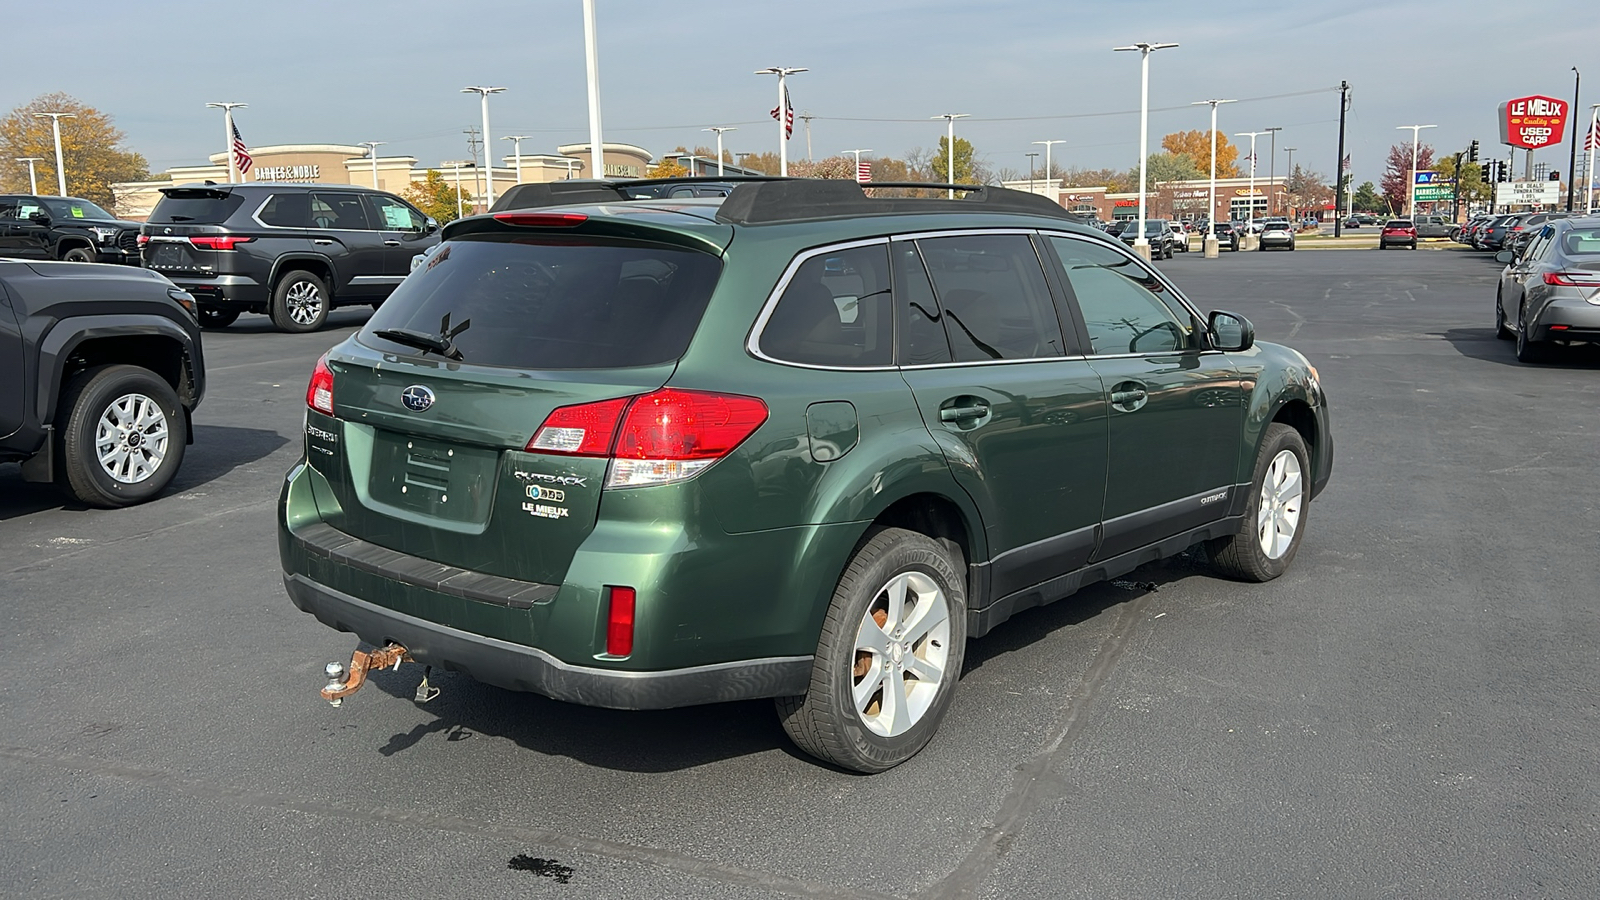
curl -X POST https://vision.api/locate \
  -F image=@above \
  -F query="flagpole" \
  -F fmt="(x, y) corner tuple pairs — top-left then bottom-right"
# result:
(756, 67), (806, 177)
(207, 102), (247, 183)
(1587, 105), (1598, 215)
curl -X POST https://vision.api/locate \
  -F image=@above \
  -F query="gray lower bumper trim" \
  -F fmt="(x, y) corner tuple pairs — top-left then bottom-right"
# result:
(283, 573), (813, 709)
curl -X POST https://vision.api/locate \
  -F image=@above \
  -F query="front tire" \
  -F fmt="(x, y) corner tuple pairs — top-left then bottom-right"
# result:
(776, 528), (967, 773)
(270, 270), (330, 333)
(62, 246), (95, 263)
(1209, 423), (1309, 582)
(56, 364), (187, 508)
(1494, 293), (1513, 340)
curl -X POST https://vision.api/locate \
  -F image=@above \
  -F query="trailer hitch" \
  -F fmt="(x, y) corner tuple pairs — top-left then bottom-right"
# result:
(321, 643), (411, 706)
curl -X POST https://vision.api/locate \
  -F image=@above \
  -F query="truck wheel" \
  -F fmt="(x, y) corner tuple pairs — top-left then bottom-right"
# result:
(62, 246), (95, 263)
(270, 270), (330, 333)
(775, 527), (967, 773)
(198, 308), (240, 329)
(1208, 423), (1309, 583)
(56, 364), (187, 508)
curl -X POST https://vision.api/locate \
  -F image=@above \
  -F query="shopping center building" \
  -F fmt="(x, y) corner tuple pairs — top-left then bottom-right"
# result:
(110, 142), (658, 220)
(1003, 175), (1300, 222)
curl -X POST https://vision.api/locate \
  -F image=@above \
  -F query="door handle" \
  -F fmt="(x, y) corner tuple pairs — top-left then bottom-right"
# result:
(384, 240), (401, 247)
(1109, 388), (1147, 405)
(312, 239), (335, 245)
(939, 404), (989, 422)
(1109, 381), (1149, 412)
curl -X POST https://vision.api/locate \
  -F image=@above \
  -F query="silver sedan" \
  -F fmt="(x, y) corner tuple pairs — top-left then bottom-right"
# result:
(1495, 217), (1600, 363)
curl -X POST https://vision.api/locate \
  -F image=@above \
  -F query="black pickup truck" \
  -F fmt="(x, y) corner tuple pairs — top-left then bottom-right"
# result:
(0, 260), (205, 507)
(0, 195), (145, 264)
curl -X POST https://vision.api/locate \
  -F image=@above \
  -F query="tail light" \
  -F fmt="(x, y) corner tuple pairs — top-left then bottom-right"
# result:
(136, 234), (150, 246)
(493, 212), (588, 228)
(605, 586), (636, 657)
(526, 388), (768, 488)
(306, 354), (335, 415)
(1545, 271), (1600, 287)
(188, 235), (255, 250)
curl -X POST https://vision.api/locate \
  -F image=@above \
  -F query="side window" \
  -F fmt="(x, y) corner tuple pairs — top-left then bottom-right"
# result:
(916, 234), (1064, 362)
(759, 244), (893, 367)
(309, 192), (371, 230)
(16, 201), (43, 221)
(365, 194), (425, 232)
(0, 198), (17, 221)
(258, 193), (311, 228)
(1048, 236), (1200, 355)
(1530, 226), (1557, 261)
(892, 241), (951, 365)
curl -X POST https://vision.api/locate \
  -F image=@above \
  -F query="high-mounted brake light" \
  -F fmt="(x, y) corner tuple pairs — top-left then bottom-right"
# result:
(525, 389), (768, 488)
(306, 354), (335, 415)
(492, 212), (589, 228)
(605, 586), (636, 657)
(1545, 271), (1600, 287)
(189, 235), (255, 250)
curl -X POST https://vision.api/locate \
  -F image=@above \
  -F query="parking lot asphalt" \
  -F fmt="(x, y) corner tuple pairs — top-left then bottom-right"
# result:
(3, 248), (1598, 899)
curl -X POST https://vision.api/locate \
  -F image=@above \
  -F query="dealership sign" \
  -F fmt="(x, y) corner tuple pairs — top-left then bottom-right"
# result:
(1495, 180), (1561, 206)
(1499, 96), (1568, 149)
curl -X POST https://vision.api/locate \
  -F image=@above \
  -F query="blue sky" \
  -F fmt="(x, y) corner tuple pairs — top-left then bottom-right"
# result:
(10, 0), (1598, 184)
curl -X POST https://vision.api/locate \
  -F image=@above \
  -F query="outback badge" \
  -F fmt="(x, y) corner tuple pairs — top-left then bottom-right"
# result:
(400, 385), (435, 412)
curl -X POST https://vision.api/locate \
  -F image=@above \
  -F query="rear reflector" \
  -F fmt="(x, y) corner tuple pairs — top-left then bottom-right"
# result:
(605, 586), (636, 657)
(1549, 324), (1570, 331)
(306, 354), (335, 415)
(492, 212), (589, 228)
(188, 235), (255, 250)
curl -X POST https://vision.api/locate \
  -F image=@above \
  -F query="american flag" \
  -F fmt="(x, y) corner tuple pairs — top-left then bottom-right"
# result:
(1586, 123), (1597, 151)
(770, 83), (794, 139)
(231, 121), (253, 174)
(857, 161), (872, 183)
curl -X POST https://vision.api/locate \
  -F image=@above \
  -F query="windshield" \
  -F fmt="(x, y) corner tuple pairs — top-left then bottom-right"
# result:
(40, 197), (116, 221)
(361, 234), (723, 369)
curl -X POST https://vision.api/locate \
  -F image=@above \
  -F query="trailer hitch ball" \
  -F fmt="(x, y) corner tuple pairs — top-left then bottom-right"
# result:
(323, 662), (350, 707)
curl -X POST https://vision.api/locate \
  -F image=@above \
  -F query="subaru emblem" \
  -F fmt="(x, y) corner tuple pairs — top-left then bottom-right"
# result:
(400, 385), (435, 412)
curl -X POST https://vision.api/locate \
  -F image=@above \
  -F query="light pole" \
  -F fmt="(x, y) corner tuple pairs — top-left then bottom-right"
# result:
(582, 0), (606, 183)
(1026, 152), (1039, 194)
(1568, 67), (1580, 211)
(1283, 147), (1297, 217)
(462, 86), (505, 206)
(16, 157), (45, 194)
(1237, 131), (1268, 228)
(35, 112), (76, 196)
(1114, 41), (1179, 258)
(564, 158), (580, 180)
(704, 126), (736, 176)
(843, 149), (872, 182)
(755, 66), (807, 176)
(1191, 99), (1235, 254)
(1397, 124), (1438, 216)
(1263, 126), (1283, 215)
(502, 135), (530, 184)
(682, 154), (701, 177)
(1587, 104), (1598, 215)
(204, 103), (245, 184)
(1033, 139), (1066, 196)
(451, 161), (464, 218)
(932, 113), (970, 198)
(359, 141), (386, 191)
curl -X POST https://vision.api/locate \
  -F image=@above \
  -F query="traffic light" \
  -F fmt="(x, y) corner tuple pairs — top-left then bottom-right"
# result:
(1468, 140), (1480, 164)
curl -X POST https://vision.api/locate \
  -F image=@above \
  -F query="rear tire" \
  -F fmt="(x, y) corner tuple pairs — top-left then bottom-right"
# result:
(1208, 423), (1309, 583)
(198, 308), (239, 329)
(1515, 305), (1552, 363)
(56, 364), (187, 508)
(270, 270), (330, 333)
(776, 528), (967, 773)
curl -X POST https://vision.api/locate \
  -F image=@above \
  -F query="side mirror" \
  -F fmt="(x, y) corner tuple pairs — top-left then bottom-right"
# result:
(29, 211), (51, 225)
(423, 217), (439, 234)
(1495, 250), (1514, 264)
(1209, 310), (1254, 352)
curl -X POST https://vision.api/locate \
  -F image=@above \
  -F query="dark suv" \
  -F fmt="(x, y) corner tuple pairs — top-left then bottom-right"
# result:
(0, 195), (144, 264)
(140, 183), (439, 332)
(1, 259), (204, 506)
(280, 178), (1332, 772)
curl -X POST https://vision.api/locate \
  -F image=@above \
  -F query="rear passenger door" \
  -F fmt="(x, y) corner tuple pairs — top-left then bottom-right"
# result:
(1044, 235), (1245, 559)
(308, 192), (386, 299)
(897, 233), (1109, 596)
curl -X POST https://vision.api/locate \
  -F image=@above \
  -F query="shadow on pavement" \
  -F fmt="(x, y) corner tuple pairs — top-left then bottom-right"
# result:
(204, 308), (373, 335)
(1439, 327), (1600, 369)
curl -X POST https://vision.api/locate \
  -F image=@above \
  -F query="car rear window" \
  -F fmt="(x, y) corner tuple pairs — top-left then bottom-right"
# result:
(1563, 228), (1600, 255)
(1387, 220), (1413, 227)
(361, 234), (722, 369)
(149, 190), (247, 224)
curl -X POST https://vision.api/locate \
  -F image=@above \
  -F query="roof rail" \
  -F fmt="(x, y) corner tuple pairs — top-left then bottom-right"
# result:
(715, 180), (1082, 226)
(489, 176), (788, 213)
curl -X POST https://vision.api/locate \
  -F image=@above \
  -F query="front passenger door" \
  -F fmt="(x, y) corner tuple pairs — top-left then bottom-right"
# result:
(363, 194), (436, 291)
(1045, 235), (1245, 559)
(309, 192), (386, 300)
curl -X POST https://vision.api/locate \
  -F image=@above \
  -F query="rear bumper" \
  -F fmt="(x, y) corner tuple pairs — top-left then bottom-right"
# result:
(159, 273), (268, 308)
(283, 572), (812, 709)
(1532, 300), (1600, 342)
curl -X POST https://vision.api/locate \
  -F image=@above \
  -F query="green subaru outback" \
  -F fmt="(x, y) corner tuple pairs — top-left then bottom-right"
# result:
(280, 179), (1331, 772)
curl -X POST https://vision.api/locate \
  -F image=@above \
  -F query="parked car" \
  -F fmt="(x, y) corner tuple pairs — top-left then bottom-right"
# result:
(1258, 218), (1296, 251)
(280, 178), (1333, 773)
(1209, 220), (1241, 251)
(0, 195), (144, 264)
(140, 182), (440, 332)
(1504, 212), (1572, 259)
(1480, 214), (1523, 251)
(1412, 215), (1455, 239)
(1494, 217), (1600, 363)
(1343, 214), (1378, 229)
(1380, 219), (1418, 250)
(0, 259), (204, 506)
(1166, 221), (1190, 252)
(1117, 218), (1180, 258)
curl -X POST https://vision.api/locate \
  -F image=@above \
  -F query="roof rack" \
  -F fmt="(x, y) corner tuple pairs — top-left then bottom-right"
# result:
(489, 176), (785, 213)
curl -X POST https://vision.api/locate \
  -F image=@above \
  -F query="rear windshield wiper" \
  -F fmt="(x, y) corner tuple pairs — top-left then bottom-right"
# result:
(374, 313), (471, 361)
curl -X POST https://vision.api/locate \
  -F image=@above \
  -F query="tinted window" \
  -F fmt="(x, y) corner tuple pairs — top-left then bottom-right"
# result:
(1387, 220), (1413, 228)
(259, 193), (312, 228)
(149, 190), (246, 224)
(365, 194), (425, 231)
(0, 198), (16, 221)
(40, 198), (114, 220)
(1561, 227), (1600, 255)
(918, 234), (1064, 362)
(362, 235), (722, 370)
(893, 242), (951, 366)
(310, 192), (370, 230)
(1049, 236), (1199, 355)
(760, 244), (893, 367)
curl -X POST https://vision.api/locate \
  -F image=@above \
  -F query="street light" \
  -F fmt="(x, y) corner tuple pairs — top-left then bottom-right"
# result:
(462, 86), (506, 204)
(682, 154), (701, 177)
(581, 0), (606, 183)
(359, 141), (386, 191)
(451, 161), (464, 218)
(755, 66), (807, 176)
(1283, 147), (1297, 217)
(1236, 131), (1269, 227)
(204, 103), (245, 184)
(16, 157), (45, 194)
(1113, 41), (1179, 258)
(1033, 139), (1067, 196)
(931, 113), (970, 198)
(704, 126), (736, 176)
(1263, 126), (1283, 215)
(1397, 124), (1438, 216)
(1191, 99), (1236, 246)
(843, 149), (872, 182)
(1026, 151), (1040, 194)
(502, 135), (530, 185)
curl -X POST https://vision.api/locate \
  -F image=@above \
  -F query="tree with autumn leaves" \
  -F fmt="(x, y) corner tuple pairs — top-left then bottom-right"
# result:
(0, 93), (149, 208)
(1381, 141), (1435, 214)
(1160, 130), (1241, 178)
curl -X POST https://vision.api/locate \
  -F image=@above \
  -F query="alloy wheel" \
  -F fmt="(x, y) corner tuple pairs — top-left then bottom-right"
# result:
(95, 392), (169, 484)
(1256, 449), (1303, 560)
(285, 281), (325, 326)
(851, 571), (951, 738)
